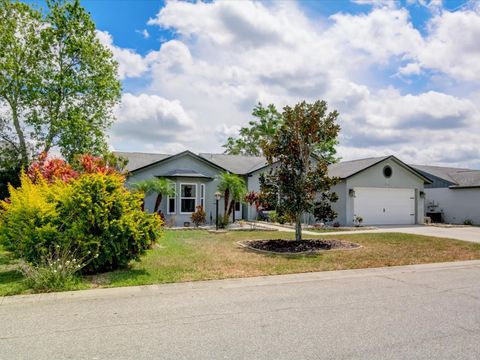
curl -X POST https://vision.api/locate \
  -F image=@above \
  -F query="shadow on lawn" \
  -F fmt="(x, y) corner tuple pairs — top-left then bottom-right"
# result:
(0, 269), (23, 285)
(87, 268), (151, 286)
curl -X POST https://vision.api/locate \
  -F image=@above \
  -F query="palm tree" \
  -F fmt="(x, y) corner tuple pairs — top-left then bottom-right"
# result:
(131, 178), (175, 213)
(217, 173), (247, 223)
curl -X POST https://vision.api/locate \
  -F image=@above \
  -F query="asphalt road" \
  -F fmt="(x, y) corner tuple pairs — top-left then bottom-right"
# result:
(2, 261), (480, 360)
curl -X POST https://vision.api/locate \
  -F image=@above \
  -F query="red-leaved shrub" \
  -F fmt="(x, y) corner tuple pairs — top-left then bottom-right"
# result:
(27, 153), (120, 184)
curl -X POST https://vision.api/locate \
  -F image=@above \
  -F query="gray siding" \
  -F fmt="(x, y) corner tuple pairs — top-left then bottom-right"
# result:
(330, 181), (347, 225)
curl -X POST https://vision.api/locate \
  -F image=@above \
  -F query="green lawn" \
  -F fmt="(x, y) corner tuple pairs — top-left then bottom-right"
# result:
(0, 245), (28, 296)
(2, 230), (480, 296)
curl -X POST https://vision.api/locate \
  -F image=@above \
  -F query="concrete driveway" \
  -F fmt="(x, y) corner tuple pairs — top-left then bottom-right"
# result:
(321, 225), (480, 244)
(2, 260), (480, 359)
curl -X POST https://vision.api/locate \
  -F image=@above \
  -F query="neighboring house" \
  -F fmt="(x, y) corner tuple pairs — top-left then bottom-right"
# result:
(412, 165), (480, 225)
(117, 150), (431, 227)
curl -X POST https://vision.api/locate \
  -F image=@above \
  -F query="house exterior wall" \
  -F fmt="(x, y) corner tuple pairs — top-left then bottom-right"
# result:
(344, 159), (425, 226)
(330, 181), (347, 225)
(126, 153), (227, 227)
(424, 188), (480, 225)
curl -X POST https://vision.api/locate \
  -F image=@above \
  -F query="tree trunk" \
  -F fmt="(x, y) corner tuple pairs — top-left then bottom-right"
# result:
(10, 105), (29, 168)
(224, 188), (230, 212)
(227, 199), (235, 221)
(295, 214), (302, 241)
(154, 193), (163, 214)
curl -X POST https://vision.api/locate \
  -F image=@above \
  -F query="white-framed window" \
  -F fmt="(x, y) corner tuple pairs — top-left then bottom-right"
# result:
(235, 202), (241, 212)
(200, 184), (205, 208)
(180, 183), (197, 214)
(167, 182), (176, 214)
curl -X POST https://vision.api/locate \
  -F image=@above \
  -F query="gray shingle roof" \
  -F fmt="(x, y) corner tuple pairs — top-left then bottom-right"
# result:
(412, 164), (480, 188)
(411, 165), (466, 184)
(450, 171), (480, 188)
(157, 169), (212, 178)
(199, 153), (267, 175)
(328, 156), (390, 179)
(113, 151), (170, 172)
(115, 150), (440, 184)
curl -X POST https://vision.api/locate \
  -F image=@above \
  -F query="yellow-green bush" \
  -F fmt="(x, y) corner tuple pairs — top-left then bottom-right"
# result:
(0, 173), (162, 273)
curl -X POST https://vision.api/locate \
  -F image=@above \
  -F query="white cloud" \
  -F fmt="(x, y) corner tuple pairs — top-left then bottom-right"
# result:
(108, 1), (480, 168)
(398, 62), (421, 76)
(352, 0), (399, 9)
(136, 29), (150, 39)
(328, 8), (424, 64)
(111, 93), (195, 150)
(416, 8), (480, 81)
(96, 30), (148, 79)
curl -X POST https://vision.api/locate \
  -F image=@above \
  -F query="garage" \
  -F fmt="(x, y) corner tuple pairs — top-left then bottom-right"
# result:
(353, 187), (416, 225)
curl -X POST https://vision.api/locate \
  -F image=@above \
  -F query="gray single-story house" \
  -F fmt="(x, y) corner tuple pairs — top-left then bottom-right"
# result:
(116, 150), (432, 227)
(412, 165), (480, 225)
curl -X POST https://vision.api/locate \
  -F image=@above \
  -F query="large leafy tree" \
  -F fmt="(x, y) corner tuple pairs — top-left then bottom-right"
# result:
(0, 0), (41, 168)
(262, 100), (340, 240)
(217, 172), (247, 223)
(223, 103), (282, 157)
(223, 102), (339, 162)
(0, 0), (121, 168)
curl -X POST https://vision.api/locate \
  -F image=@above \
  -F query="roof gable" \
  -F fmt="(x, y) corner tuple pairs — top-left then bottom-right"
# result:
(114, 151), (170, 172)
(128, 150), (226, 174)
(329, 155), (432, 184)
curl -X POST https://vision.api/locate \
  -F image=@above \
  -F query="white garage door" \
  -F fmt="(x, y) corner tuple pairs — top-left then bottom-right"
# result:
(354, 187), (416, 225)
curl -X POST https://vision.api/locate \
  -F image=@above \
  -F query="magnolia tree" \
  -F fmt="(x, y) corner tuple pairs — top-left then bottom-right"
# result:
(262, 100), (340, 240)
(224, 103), (339, 163)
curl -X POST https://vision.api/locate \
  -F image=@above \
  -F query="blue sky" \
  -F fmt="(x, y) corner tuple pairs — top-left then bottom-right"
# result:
(28, 0), (480, 168)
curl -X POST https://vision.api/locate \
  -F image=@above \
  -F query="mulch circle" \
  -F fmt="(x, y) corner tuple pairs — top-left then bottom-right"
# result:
(240, 239), (361, 254)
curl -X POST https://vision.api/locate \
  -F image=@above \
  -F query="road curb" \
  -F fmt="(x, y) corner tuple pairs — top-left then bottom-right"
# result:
(2, 259), (480, 306)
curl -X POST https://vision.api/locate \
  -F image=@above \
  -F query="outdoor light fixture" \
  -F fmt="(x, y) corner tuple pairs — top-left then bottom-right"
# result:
(349, 189), (356, 197)
(214, 191), (222, 230)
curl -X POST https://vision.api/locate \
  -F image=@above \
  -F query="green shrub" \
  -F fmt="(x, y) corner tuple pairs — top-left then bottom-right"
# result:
(18, 245), (96, 292)
(464, 219), (473, 226)
(0, 173), (163, 273)
(219, 215), (229, 228)
(0, 174), (67, 262)
(268, 210), (290, 224)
